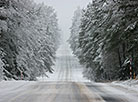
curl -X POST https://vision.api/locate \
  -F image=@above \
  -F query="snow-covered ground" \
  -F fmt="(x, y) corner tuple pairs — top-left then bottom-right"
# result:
(111, 79), (138, 92)
(0, 81), (36, 93)
(0, 81), (36, 102)
(101, 79), (138, 102)
(87, 81), (138, 102)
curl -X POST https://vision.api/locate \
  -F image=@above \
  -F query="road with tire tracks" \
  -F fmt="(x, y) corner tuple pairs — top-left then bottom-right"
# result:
(0, 42), (137, 102)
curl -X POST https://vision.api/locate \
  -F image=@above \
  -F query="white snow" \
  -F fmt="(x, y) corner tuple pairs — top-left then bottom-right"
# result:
(92, 81), (138, 102)
(0, 80), (36, 102)
(0, 80), (34, 91)
(112, 79), (138, 92)
(103, 79), (138, 102)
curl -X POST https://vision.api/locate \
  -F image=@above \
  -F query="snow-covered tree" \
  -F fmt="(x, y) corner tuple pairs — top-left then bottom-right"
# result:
(0, 0), (60, 80)
(68, 7), (82, 56)
(70, 0), (138, 81)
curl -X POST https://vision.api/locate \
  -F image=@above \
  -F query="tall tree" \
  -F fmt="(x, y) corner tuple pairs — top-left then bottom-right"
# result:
(69, 7), (82, 56)
(0, 0), (60, 80)
(70, 0), (138, 81)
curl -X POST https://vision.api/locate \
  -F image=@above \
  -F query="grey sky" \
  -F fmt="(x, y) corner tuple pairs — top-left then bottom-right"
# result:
(34, 0), (91, 41)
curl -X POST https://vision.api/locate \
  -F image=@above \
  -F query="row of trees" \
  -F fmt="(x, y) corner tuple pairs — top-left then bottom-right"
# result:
(0, 0), (60, 80)
(69, 0), (138, 81)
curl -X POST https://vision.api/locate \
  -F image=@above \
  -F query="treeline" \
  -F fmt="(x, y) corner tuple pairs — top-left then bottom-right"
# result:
(0, 0), (60, 80)
(69, 0), (138, 81)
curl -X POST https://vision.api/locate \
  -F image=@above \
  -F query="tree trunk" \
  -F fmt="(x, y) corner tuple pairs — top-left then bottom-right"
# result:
(117, 48), (122, 69)
(122, 43), (126, 61)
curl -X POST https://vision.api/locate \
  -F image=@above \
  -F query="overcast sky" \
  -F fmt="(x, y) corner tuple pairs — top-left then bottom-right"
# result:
(34, 0), (91, 41)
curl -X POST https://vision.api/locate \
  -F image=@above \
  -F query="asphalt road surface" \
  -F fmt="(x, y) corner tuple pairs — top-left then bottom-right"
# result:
(0, 42), (137, 102)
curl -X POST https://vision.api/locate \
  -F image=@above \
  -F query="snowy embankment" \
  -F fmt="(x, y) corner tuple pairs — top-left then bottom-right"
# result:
(107, 79), (138, 101)
(111, 79), (138, 92)
(0, 81), (35, 91)
(0, 81), (35, 100)
(0, 81), (35, 92)
(91, 80), (138, 102)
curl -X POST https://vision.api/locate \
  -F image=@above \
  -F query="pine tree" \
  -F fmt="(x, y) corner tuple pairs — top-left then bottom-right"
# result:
(0, 0), (60, 80)
(69, 7), (82, 56)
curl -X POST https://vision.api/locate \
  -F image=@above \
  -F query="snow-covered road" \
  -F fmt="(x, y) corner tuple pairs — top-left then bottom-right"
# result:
(1, 81), (138, 102)
(38, 42), (88, 82)
(0, 42), (138, 102)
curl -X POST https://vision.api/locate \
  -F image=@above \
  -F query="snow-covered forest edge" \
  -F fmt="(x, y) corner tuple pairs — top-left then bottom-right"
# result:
(69, 0), (138, 81)
(0, 0), (60, 81)
(1, 0), (138, 82)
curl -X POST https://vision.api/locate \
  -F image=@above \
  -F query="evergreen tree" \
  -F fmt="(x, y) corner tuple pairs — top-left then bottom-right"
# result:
(0, 0), (60, 80)
(70, 0), (138, 81)
(69, 7), (82, 56)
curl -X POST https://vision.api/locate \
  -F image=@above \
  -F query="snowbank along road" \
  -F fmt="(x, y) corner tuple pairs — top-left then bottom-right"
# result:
(0, 42), (138, 102)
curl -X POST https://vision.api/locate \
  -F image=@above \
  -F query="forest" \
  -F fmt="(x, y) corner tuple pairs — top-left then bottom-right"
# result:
(1, 0), (138, 82)
(0, 0), (60, 80)
(69, 0), (138, 81)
